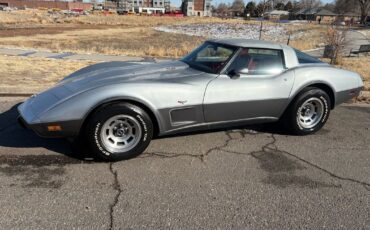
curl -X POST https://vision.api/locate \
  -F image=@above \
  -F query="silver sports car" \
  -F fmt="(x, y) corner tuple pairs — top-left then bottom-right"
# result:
(18, 39), (364, 161)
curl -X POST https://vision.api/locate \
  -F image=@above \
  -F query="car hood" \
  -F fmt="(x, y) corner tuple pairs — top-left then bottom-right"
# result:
(19, 60), (204, 123)
(59, 60), (202, 92)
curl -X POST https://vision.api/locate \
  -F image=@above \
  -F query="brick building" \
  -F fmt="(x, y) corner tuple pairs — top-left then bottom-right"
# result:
(182, 0), (211, 17)
(295, 8), (337, 23)
(0, 0), (92, 10)
(116, 0), (170, 14)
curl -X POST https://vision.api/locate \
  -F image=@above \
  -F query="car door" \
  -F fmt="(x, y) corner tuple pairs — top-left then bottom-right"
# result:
(203, 47), (295, 123)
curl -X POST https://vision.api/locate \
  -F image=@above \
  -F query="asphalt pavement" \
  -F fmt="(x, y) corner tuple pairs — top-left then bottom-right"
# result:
(0, 97), (369, 229)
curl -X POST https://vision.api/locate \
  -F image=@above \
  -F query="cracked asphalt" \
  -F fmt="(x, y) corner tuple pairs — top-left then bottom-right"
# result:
(0, 97), (369, 229)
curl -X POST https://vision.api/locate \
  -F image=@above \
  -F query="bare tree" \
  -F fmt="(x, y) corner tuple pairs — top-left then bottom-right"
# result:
(300, 0), (323, 9)
(325, 26), (348, 64)
(271, 0), (287, 8)
(323, 3), (335, 12)
(255, 0), (272, 17)
(231, 0), (245, 16)
(216, 3), (230, 17)
(356, 0), (370, 24)
(255, 0), (274, 40)
(334, 0), (353, 14)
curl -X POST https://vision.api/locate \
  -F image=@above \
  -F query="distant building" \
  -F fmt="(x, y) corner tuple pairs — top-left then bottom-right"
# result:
(265, 10), (289, 21)
(182, 0), (211, 17)
(0, 0), (92, 10)
(117, 0), (170, 14)
(103, 1), (117, 10)
(336, 12), (361, 24)
(295, 8), (337, 23)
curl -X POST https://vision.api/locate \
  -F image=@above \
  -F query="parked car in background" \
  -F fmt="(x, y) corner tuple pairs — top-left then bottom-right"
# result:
(0, 6), (15, 11)
(18, 39), (364, 161)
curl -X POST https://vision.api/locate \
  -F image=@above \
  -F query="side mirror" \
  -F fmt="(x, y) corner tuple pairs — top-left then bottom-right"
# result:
(237, 68), (249, 75)
(228, 68), (249, 79)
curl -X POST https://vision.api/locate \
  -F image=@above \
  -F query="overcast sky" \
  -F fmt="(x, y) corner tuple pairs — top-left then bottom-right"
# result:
(171, 0), (335, 7)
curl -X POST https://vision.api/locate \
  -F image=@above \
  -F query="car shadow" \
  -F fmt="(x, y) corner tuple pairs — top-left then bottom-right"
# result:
(0, 103), (288, 161)
(0, 103), (94, 161)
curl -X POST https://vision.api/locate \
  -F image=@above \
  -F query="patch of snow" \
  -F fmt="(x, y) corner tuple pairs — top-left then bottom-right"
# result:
(155, 23), (303, 43)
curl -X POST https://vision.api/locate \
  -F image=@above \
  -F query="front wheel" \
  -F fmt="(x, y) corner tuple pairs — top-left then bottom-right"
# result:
(285, 87), (331, 135)
(85, 102), (153, 161)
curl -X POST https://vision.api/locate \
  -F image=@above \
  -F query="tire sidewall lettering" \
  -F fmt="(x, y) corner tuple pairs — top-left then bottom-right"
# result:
(128, 105), (149, 142)
(320, 95), (329, 123)
(129, 106), (141, 115)
(94, 122), (111, 156)
(136, 114), (148, 142)
(296, 107), (304, 130)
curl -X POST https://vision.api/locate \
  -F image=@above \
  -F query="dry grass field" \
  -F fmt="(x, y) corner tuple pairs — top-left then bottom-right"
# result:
(0, 55), (94, 93)
(0, 10), (274, 27)
(288, 24), (327, 51)
(0, 27), (205, 58)
(0, 10), (325, 57)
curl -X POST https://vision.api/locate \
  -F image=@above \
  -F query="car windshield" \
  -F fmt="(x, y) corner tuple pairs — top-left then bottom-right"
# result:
(181, 42), (238, 74)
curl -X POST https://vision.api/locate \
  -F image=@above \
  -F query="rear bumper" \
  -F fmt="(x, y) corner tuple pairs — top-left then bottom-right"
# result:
(335, 87), (363, 106)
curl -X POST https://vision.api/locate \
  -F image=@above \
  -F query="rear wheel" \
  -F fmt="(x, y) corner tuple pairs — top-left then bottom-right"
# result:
(85, 102), (153, 161)
(285, 87), (331, 135)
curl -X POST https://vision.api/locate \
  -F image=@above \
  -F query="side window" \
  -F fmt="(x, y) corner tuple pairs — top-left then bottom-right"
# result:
(228, 48), (285, 75)
(294, 49), (323, 64)
(195, 44), (234, 62)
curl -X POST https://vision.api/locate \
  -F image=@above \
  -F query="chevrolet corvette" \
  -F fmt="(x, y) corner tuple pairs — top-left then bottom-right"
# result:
(18, 39), (364, 160)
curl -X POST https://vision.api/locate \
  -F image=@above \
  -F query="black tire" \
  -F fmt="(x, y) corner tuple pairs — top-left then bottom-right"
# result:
(284, 87), (331, 135)
(85, 102), (153, 161)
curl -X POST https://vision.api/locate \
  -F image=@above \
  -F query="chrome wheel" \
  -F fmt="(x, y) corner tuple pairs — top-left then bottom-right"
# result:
(100, 115), (142, 153)
(297, 98), (324, 129)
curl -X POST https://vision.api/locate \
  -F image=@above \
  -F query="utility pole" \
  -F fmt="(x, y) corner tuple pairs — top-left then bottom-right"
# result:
(259, 0), (267, 40)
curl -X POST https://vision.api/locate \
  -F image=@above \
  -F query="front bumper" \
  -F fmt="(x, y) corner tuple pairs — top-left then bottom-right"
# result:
(17, 109), (80, 138)
(17, 86), (82, 138)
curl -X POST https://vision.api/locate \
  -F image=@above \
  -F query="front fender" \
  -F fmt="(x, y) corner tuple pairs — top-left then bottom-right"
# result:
(39, 84), (164, 134)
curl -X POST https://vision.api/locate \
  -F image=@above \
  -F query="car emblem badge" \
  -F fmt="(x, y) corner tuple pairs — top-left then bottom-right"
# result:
(177, 100), (187, 105)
